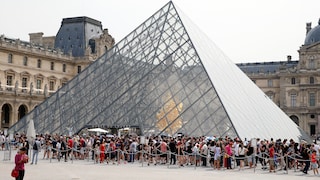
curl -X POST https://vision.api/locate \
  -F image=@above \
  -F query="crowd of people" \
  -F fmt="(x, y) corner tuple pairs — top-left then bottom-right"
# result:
(1, 131), (320, 177)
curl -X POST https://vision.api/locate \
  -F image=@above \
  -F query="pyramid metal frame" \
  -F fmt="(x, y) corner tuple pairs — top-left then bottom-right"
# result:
(9, 1), (311, 141)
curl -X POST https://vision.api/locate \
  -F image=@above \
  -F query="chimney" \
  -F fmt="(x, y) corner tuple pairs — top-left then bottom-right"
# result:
(287, 55), (292, 62)
(29, 32), (44, 45)
(306, 22), (312, 35)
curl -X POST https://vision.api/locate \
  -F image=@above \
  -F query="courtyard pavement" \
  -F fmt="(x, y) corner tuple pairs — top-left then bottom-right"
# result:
(1, 149), (319, 180)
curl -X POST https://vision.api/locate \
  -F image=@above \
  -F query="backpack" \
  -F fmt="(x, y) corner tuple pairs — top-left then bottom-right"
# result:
(82, 140), (87, 148)
(33, 142), (38, 150)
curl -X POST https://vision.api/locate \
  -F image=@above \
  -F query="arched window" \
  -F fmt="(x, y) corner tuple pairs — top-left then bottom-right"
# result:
(290, 115), (299, 126)
(18, 105), (28, 120)
(1, 104), (11, 127)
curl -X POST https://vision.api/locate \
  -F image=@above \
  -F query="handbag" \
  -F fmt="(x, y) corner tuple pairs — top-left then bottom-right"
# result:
(11, 169), (19, 178)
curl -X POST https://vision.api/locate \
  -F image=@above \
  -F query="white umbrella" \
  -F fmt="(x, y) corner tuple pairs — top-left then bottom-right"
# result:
(88, 128), (108, 133)
(26, 119), (36, 142)
(105, 134), (114, 138)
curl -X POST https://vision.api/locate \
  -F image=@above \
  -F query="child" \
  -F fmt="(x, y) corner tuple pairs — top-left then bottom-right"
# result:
(311, 150), (319, 175)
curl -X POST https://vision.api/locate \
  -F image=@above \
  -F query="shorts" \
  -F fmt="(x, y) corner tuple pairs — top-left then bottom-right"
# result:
(160, 153), (167, 158)
(312, 162), (318, 169)
(269, 159), (274, 166)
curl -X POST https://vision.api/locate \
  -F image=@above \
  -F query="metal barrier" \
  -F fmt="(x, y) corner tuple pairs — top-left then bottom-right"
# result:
(36, 146), (320, 176)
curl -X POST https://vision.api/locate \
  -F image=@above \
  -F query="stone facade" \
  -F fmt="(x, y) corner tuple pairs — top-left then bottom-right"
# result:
(238, 20), (320, 137)
(0, 17), (114, 130)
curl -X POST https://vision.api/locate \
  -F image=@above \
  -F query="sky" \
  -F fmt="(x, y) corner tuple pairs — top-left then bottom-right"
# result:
(1, 0), (320, 63)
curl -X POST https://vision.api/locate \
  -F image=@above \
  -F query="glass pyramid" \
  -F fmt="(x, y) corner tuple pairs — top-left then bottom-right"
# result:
(9, 1), (310, 142)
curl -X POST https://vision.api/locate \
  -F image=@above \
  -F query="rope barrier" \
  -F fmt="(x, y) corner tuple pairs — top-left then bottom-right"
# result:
(34, 146), (319, 175)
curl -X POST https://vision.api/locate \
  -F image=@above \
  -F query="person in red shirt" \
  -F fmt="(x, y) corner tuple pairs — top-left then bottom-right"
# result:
(269, 143), (275, 173)
(100, 140), (106, 163)
(14, 147), (28, 180)
(67, 137), (73, 159)
(311, 150), (319, 175)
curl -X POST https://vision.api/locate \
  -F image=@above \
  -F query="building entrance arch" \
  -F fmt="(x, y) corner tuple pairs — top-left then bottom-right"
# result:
(18, 105), (28, 121)
(1, 104), (12, 128)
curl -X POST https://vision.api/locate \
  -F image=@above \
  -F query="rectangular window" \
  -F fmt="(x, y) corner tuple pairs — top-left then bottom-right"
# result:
(37, 59), (41, 68)
(309, 93), (316, 106)
(62, 64), (66, 72)
(310, 124), (316, 136)
(22, 77), (27, 92)
(309, 59), (315, 69)
(50, 62), (54, 70)
(36, 79), (41, 94)
(291, 94), (296, 107)
(23, 56), (28, 66)
(77, 66), (81, 73)
(6, 75), (13, 91)
(267, 79), (273, 87)
(8, 54), (13, 63)
(310, 77), (315, 84)
(49, 81), (54, 91)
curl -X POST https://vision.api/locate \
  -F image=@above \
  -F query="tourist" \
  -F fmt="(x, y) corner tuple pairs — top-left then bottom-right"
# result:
(224, 140), (233, 169)
(213, 142), (221, 170)
(30, 136), (41, 165)
(311, 150), (319, 175)
(168, 138), (177, 165)
(302, 144), (311, 174)
(99, 140), (106, 163)
(14, 147), (28, 180)
(268, 143), (275, 173)
(200, 140), (208, 167)
(238, 142), (247, 170)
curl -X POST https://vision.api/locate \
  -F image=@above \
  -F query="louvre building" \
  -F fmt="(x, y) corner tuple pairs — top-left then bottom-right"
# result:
(9, 1), (310, 142)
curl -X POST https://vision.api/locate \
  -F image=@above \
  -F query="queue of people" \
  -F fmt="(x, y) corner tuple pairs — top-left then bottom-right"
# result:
(4, 132), (320, 177)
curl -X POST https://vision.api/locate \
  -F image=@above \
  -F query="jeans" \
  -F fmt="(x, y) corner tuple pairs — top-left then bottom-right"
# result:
(303, 161), (310, 173)
(16, 170), (25, 180)
(31, 150), (39, 164)
(129, 151), (135, 162)
(170, 152), (176, 164)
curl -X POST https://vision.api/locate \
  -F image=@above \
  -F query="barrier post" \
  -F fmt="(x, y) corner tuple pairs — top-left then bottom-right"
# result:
(285, 155), (288, 174)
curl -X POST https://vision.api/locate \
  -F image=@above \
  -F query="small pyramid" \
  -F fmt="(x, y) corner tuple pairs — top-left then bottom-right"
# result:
(10, 1), (310, 142)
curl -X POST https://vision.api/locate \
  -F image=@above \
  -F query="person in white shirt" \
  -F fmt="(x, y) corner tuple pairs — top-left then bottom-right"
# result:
(238, 143), (247, 170)
(214, 143), (221, 170)
(233, 140), (240, 167)
(200, 141), (208, 166)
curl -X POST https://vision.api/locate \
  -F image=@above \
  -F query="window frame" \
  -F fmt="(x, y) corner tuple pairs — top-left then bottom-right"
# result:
(8, 53), (13, 63)
(23, 56), (28, 66)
